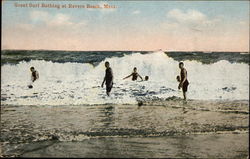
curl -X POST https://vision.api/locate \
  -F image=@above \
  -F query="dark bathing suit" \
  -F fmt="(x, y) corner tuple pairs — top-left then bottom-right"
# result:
(32, 71), (38, 81)
(181, 69), (189, 92)
(105, 67), (113, 92)
(132, 72), (138, 81)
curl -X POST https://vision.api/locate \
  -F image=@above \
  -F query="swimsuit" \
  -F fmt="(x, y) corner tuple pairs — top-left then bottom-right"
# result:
(32, 71), (38, 81)
(105, 68), (113, 92)
(132, 72), (138, 81)
(181, 69), (189, 92)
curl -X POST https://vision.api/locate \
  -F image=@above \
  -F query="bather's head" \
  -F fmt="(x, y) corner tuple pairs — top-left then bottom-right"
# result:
(105, 61), (110, 68)
(30, 67), (35, 72)
(133, 67), (137, 72)
(179, 62), (184, 69)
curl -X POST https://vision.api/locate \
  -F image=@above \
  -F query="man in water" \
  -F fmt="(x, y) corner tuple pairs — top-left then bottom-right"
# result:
(30, 67), (39, 82)
(145, 76), (149, 81)
(178, 62), (189, 100)
(101, 61), (113, 96)
(123, 67), (143, 81)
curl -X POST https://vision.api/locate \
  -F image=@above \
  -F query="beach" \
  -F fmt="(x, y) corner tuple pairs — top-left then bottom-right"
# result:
(1, 99), (248, 158)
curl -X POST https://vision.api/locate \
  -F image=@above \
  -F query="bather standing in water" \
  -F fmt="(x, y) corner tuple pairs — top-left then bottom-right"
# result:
(123, 67), (143, 81)
(178, 62), (189, 100)
(101, 61), (113, 96)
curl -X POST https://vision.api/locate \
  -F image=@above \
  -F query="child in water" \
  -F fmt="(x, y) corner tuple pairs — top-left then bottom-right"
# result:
(176, 75), (180, 82)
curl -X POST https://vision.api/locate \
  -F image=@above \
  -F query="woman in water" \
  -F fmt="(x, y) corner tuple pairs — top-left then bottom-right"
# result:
(123, 67), (143, 81)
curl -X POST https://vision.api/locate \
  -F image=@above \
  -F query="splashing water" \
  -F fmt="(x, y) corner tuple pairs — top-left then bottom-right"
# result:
(1, 51), (249, 106)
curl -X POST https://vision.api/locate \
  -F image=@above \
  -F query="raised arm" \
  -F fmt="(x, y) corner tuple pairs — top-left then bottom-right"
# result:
(123, 73), (132, 80)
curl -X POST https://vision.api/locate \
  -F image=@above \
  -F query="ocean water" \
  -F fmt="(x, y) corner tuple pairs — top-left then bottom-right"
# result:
(1, 50), (249, 157)
(1, 50), (249, 106)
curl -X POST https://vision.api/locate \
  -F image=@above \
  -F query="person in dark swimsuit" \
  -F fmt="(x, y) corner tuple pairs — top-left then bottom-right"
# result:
(101, 61), (113, 96)
(123, 67), (143, 81)
(30, 67), (39, 82)
(178, 62), (189, 100)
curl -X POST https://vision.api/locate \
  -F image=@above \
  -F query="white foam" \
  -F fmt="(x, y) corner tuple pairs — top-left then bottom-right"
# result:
(1, 51), (249, 105)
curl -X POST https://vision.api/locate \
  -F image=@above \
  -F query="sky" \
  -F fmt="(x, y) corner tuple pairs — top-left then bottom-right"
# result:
(2, 1), (249, 51)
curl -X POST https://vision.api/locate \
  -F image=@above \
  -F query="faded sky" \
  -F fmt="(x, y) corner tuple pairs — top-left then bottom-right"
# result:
(2, 1), (249, 51)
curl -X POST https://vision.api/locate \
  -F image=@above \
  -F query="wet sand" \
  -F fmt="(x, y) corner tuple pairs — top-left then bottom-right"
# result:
(20, 133), (248, 158)
(0, 100), (249, 158)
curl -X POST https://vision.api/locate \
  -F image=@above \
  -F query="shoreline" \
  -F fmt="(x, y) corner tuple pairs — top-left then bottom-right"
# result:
(1, 99), (249, 158)
(1, 98), (249, 106)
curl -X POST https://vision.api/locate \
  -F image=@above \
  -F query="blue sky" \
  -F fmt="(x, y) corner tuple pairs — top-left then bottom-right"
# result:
(2, 1), (249, 51)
